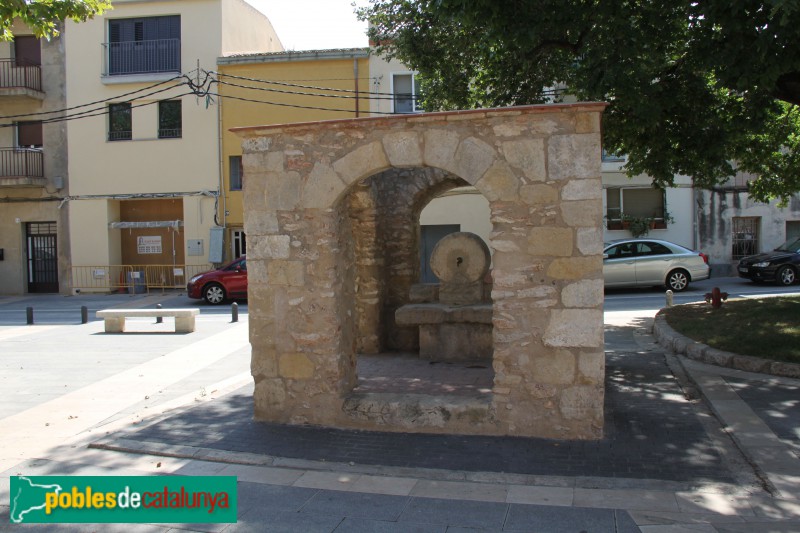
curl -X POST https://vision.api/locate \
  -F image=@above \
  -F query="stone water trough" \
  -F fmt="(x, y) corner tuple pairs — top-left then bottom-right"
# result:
(396, 232), (493, 363)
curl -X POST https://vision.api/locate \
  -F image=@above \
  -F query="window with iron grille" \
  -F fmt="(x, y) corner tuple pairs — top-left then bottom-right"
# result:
(732, 217), (760, 259)
(108, 103), (132, 141)
(107, 15), (180, 75)
(158, 100), (181, 139)
(229, 156), (243, 191)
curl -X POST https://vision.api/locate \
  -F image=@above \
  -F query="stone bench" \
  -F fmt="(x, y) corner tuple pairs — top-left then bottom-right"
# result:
(96, 308), (200, 333)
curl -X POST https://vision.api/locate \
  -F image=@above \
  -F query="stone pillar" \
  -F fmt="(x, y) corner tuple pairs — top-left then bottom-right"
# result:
(348, 181), (384, 353)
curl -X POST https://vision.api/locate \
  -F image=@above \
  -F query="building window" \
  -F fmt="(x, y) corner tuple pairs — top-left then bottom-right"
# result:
(787, 221), (800, 243)
(229, 156), (243, 190)
(16, 121), (43, 148)
(601, 149), (625, 162)
(158, 100), (181, 138)
(392, 73), (420, 114)
(232, 230), (246, 259)
(14, 35), (41, 66)
(606, 187), (667, 229)
(732, 217), (760, 259)
(108, 103), (132, 141)
(106, 15), (180, 75)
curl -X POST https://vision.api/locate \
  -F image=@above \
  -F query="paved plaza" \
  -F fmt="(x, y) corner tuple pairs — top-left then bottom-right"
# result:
(0, 290), (799, 531)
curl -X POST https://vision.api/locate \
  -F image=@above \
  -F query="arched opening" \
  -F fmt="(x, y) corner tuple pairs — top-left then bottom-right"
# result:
(237, 103), (607, 438)
(340, 166), (495, 400)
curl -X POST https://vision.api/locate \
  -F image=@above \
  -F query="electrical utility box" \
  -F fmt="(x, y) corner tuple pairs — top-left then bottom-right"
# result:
(208, 226), (224, 263)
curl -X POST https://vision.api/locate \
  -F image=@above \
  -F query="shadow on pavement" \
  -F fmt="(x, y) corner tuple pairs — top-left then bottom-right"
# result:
(107, 318), (736, 485)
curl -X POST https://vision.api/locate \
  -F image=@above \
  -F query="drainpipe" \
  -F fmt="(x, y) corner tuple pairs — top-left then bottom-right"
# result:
(692, 187), (699, 251)
(354, 58), (359, 117)
(217, 75), (226, 233)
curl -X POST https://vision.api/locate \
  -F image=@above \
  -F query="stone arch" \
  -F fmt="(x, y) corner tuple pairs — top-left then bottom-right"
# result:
(345, 166), (474, 354)
(234, 104), (608, 439)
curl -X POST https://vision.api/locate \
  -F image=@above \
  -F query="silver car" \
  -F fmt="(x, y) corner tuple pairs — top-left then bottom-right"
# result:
(603, 238), (710, 292)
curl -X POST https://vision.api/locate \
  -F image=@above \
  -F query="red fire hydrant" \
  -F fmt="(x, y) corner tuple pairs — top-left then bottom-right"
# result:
(704, 287), (728, 309)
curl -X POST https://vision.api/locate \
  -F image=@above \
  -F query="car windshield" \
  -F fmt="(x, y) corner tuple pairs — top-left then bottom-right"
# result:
(776, 238), (800, 253)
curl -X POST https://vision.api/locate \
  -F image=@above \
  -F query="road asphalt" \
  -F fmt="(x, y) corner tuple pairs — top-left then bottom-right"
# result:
(0, 286), (799, 532)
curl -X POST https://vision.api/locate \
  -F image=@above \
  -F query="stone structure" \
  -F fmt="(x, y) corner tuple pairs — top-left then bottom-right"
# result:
(234, 103), (606, 439)
(396, 232), (493, 362)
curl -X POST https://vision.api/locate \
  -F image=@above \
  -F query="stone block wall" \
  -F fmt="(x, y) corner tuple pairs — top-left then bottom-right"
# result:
(235, 103), (607, 439)
(349, 167), (467, 353)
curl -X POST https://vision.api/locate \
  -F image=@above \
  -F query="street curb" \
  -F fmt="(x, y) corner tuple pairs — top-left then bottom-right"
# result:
(652, 311), (800, 378)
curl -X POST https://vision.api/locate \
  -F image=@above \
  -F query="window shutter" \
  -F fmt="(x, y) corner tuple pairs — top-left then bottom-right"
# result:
(14, 36), (41, 66)
(17, 122), (43, 148)
(109, 20), (121, 43)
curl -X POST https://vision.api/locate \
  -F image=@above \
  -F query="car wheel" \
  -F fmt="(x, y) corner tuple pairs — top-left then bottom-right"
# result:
(666, 269), (690, 292)
(776, 266), (797, 286)
(203, 283), (226, 305)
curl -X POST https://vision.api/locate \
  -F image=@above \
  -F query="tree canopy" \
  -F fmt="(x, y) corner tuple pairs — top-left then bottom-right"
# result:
(358, 0), (800, 203)
(1, 0), (110, 41)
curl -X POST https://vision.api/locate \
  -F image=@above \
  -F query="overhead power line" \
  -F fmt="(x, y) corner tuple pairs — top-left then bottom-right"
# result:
(214, 78), (401, 102)
(0, 67), (570, 129)
(206, 92), (398, 115)
(0, 75), (186, 120)
(0, 90), (196, 129)
(212, 70), (566, 99)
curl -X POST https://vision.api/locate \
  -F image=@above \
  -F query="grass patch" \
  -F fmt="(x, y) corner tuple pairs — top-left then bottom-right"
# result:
(661, 296), (800, 363)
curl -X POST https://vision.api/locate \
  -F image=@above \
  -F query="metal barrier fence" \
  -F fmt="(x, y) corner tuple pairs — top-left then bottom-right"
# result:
(0, 59), (42, 92)
(0, 147), (44, 178)
(102, 39), (181, 76)
(70, 264), (211, 293)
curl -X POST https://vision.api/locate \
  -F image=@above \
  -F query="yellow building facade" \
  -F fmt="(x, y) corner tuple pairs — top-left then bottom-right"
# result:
(217, 49), (369, 262)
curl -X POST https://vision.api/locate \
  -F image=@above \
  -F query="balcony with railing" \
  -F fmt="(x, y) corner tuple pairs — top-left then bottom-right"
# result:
(0, 59), (44, 99)
(0, 148), (46, 187)
(102, 39), (181, 77)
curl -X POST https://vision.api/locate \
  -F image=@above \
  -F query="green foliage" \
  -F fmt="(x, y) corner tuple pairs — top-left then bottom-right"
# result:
(0, 0), (111, 41)
(358, 0), (800, 203)
(621, 214), (654, 238)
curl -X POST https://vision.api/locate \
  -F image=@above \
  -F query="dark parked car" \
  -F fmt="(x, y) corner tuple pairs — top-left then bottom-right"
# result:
(737, 237), (800, 286)
(187, 256), (247, 304)
(604, 238), (710, 292)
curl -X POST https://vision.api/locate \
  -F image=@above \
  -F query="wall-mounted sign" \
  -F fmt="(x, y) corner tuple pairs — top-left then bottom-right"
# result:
(137, 236), (162, 254)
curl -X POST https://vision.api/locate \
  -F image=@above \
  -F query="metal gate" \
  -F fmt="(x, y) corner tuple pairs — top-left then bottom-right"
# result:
(26, 221), (58, 293)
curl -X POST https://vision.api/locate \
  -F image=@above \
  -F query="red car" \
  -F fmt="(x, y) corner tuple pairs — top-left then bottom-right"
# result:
(187, 256), (247, 304)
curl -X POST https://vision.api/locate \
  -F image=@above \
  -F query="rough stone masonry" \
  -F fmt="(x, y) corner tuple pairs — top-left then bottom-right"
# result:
(233, 103), (607, 439)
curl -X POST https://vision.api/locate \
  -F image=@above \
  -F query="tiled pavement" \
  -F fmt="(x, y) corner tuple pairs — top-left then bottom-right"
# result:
(106, 325), (735, 487)
(4, 292), (800, 531)
(725, 376), (800, 453)
(231, 483), (640, 533)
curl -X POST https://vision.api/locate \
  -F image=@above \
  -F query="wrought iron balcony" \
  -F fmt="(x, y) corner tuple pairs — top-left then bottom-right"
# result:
(158, 128), (181, 139)
(0, 147), (46, 187)
(102, 39), (181, 76)
(0, 59), (43, 96)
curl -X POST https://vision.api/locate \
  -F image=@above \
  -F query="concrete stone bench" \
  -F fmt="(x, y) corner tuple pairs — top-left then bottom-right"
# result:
(96, 308), (200, 333)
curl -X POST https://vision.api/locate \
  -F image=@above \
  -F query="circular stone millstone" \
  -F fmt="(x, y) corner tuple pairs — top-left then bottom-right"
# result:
(430, 232), (491, 284)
